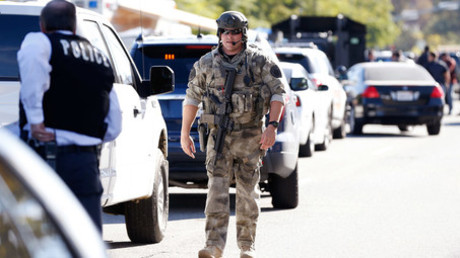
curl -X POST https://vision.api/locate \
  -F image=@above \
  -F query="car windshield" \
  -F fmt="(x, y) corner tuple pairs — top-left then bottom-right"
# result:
(0, 15), (40, 80)
(276, 53), (312, 73)
(365, 65), (434, 81)
(133, 45), (214, 87)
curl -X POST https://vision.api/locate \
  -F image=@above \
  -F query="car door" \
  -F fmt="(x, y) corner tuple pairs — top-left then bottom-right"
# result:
(79, 19), (153, 205)
(99, 23), (157, 203)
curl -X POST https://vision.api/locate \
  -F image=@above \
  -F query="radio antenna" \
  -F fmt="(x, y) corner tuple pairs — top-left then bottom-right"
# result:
(139, 0), (146, 79)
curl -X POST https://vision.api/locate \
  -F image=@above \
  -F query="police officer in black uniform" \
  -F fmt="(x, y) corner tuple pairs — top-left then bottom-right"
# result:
(17, 0), (122, 232)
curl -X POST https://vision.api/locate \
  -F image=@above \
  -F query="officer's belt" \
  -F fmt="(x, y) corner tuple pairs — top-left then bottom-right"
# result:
(200, 114), (261, 131)
(58, 144), (100, 154)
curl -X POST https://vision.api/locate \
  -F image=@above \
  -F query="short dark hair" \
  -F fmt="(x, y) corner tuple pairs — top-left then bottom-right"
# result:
(40, 0), (76, 32)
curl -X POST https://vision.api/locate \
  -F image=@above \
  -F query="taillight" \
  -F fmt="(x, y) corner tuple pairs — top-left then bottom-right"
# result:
(362, 86), (380, 98)
(295, 94), (301, 107)
(430, 85), (444, 98)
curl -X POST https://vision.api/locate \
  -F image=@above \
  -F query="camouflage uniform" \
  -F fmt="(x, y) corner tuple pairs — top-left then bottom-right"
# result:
(184, 43), (285, 253)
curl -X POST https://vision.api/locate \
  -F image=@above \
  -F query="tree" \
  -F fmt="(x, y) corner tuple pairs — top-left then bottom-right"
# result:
(175, 0), (400, 48)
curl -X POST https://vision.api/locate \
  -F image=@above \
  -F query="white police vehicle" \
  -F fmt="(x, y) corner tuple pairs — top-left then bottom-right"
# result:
(275, 46), (348, 139)
(0, 1), (173, 243)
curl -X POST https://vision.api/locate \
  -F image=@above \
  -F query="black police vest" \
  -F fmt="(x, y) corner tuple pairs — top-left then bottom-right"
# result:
(42, 33), (114, 139)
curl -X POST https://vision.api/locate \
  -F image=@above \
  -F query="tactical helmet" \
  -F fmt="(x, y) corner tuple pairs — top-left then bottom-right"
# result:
(216, 11), (248, 43)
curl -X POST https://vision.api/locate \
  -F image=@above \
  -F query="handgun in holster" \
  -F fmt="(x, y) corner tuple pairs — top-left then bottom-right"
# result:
(28, 139), (58, 170)
(197, 119), (209, 152)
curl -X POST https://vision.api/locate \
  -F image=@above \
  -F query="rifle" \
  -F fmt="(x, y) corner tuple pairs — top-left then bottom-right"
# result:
(213, 67), (237, 164)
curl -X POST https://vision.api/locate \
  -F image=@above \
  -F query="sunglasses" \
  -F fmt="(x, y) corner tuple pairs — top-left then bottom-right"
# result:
(221, 28), (242, 35)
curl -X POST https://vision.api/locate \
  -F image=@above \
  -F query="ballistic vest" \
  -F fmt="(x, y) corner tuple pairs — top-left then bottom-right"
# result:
(200, 45), (272, 129)
(42, 32), (114, 139)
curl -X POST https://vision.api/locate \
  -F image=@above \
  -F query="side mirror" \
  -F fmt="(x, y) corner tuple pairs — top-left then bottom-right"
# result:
(318, 85), (329, 91)
(140, 66), (175, 97)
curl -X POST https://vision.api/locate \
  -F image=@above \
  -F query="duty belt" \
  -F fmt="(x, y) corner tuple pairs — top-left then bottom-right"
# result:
(200, 114), (261, 131)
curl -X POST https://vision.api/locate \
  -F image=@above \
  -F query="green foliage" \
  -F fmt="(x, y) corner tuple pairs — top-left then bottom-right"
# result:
(175, 0), (400, 48)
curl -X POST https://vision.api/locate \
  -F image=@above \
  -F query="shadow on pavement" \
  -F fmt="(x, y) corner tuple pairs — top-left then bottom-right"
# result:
(346, 132), (421, 138)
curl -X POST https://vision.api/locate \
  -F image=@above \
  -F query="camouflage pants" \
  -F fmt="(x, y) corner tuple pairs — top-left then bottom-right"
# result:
(204, 127), (263, 251)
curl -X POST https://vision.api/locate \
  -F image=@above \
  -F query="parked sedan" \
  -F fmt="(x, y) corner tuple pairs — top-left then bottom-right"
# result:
(343, 62), (445, 135)
(279, 62), (331, 156)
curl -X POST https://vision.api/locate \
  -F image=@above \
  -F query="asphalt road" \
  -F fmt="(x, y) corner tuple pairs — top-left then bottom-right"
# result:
(103, 101), (460, 258)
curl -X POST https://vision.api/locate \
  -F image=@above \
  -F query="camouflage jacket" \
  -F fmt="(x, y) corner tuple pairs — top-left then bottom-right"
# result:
(184, 44), (286, 127)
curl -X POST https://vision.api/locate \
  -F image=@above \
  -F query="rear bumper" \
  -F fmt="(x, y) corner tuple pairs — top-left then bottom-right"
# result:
(358, 101), (444, 125)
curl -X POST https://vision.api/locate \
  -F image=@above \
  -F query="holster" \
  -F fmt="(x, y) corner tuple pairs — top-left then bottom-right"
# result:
(197, 120), (209, 152)
(28, 139), (58, 170)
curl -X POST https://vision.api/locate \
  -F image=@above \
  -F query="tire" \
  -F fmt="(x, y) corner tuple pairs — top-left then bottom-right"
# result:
(347, 107), (363, 135)
(427, 121), (441, 135)
(299, 133), (314, 157)
(316, 111), (332, 151)
(125, 151), (169, 243)
(269, 165), (299, 209)
(299, 118), (314, 157)
(333, 111), (347, 139)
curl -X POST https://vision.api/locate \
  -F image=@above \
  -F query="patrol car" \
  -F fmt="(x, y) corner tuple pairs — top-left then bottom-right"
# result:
(130, 33), (301, 209)
(0, 1), (173, 243)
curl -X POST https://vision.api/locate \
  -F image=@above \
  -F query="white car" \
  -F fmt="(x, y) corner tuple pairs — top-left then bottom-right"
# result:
(0, 128), (107, 258)
(280, 62), (332, 155)
(275, 46), (348, 139)
(0, 1), (173, 243)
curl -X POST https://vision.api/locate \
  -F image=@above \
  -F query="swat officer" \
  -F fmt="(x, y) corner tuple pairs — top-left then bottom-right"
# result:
(181, 11), (286, 258)
(17, 0), (121, 232)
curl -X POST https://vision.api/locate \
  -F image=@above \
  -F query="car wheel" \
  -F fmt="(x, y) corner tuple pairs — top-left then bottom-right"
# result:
(427, 121), (441, 135)
(316, 111), (332, 151)
(349, 109), (363, 135)
(299, 118), (314, 157)
(125, 150), (169, 243)
(333, 111), (347, 139)
(269, 164), (299, 209)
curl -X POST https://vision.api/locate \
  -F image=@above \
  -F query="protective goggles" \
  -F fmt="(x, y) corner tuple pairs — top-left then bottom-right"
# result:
(220, 28), (243, 35)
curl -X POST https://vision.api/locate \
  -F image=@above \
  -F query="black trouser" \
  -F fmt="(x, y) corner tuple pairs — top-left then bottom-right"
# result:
(55, 145), (103, 232)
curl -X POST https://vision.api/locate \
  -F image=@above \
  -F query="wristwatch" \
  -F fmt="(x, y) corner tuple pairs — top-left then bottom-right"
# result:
(268, 121), (279, 128)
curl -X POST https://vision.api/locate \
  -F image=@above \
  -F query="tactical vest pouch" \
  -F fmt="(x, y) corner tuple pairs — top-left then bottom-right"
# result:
(231, 92), (253, 115)
(197, 120), (209, 152)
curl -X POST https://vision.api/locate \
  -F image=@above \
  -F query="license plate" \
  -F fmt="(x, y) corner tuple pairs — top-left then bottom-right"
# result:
(395, 91), (414, 101)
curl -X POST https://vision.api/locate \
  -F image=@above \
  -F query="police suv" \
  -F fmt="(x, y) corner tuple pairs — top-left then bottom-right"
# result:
(0, 1), (173, 243)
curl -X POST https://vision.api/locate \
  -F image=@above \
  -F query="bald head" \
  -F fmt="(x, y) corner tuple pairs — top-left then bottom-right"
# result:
(40, 0), (76, 33)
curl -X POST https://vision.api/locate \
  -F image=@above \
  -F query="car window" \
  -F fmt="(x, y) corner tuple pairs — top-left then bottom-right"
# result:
(0, 158), (73, 258)
(0, 15), (40, 80)
(365, 66), (434, 81)
(80, 20), (110, 58)
(132, 45), (213, 86)
(100, 25), (134, 85)
(277, 53), (312, 73)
